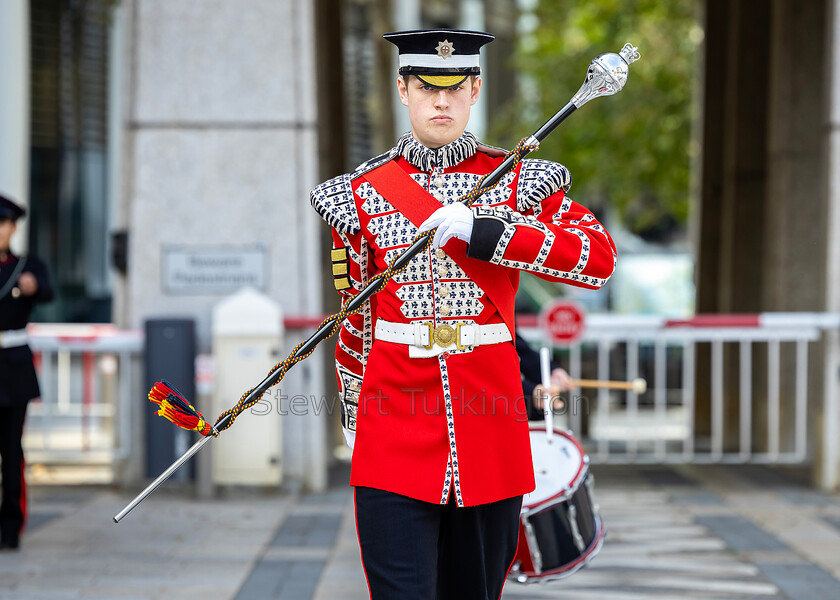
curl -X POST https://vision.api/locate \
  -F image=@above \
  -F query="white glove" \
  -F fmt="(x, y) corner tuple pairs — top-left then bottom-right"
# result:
(343, 428), (356, 450)
(418, 202), (474, 248)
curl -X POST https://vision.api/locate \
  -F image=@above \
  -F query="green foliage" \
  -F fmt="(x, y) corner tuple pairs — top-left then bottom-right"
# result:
(490, 0), (701, 236)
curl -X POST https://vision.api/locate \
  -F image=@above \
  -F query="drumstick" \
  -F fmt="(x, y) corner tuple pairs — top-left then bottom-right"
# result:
(539, 347), (553, 440)
(570, 378), (647, 394)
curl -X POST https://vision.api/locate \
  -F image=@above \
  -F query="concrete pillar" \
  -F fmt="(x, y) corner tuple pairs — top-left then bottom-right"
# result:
(122, 0), (322, 349)
(765, 1), (828, 313)
(697, 0), (771, 315)
(696, 0), (772, 450)
(695, 0), (727, 319)
(119, 0), (327, 490)
(822, 0), (840, 490)
(764, 0), (829, 478)
(0, 0), (30, 252)
(698, 0), (839, 487)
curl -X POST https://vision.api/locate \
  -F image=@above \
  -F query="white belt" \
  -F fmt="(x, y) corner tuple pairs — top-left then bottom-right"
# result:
(0, 329), (29, 349)
(375, 319), (511, 358)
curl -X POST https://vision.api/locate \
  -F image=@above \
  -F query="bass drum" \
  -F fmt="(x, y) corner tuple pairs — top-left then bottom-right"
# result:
(509, 427), (606, 584)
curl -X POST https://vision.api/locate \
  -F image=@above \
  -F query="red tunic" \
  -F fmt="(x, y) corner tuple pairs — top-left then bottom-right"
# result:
(311, 132), (616, 506)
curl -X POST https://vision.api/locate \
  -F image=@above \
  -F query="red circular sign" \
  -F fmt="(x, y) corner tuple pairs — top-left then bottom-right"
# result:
(540, 300), (586, 344)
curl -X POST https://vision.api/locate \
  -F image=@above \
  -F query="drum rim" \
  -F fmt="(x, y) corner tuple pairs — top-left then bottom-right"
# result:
(522, 426), (589, 510)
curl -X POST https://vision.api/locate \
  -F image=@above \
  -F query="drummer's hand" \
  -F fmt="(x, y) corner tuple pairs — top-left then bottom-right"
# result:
(550, 368), (572, 392)
(16, 272), (38, 296)
(534, 369), (572, 410)
(532, 386), (560, 411)
(533, 368), (571, 411)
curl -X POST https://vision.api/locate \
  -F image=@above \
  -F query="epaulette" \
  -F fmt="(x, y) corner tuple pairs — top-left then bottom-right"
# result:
(516, 159), (572, 212)
(311, 174), (360, 234)
(310, 149), (398, 234)
(349, 148), (399, 182)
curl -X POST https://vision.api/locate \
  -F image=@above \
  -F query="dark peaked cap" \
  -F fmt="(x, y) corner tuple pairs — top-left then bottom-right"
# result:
(384, 29), (494, 89)
(0, 194), (26, 222)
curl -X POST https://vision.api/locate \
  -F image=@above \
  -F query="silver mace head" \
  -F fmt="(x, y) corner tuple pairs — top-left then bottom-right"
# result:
(571, 43), (640, 108)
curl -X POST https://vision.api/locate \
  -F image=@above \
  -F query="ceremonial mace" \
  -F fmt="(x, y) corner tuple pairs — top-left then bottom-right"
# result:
(114, 43), (641, 523)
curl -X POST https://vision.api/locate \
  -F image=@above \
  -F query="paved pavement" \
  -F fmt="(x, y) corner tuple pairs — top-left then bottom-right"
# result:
(2, 464), (840, 599)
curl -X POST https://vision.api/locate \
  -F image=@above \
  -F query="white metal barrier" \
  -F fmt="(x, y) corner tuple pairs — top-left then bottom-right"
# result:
(25, 324), (143, 463)
(21, 313), (840, 471)
(519, 313), (840, 465)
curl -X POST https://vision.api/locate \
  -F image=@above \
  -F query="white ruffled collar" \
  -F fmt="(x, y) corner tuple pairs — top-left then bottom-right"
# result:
(395, 131), (478, 171)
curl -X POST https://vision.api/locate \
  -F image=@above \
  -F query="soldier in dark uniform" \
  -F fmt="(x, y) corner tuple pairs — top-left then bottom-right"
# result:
(0, 193), (54, 550)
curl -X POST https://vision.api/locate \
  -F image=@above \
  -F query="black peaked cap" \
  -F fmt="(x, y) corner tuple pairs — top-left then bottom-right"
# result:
(0, 194), (26, 222)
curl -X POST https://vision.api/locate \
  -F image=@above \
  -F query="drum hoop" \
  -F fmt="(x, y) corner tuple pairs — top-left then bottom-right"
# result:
(523, 426), (589, 511)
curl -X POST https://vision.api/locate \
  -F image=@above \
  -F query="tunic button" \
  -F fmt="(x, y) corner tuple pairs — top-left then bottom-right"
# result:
(435, 248), (446, 259)
(441, 352), (450, 360)
(433, 191), (445, 202)
(440, 286), (450, 297)
(440, 304), (451, 316)
(434, 177), (445, 187)
(438, 267), (448, 277)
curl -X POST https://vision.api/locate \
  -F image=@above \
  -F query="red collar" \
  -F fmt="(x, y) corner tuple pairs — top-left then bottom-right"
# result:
(0, 250), (15, 266)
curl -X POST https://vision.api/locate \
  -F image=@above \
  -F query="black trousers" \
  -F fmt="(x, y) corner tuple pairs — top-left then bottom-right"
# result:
(0, 404), (27, 544)
(355, 486), (522, 600)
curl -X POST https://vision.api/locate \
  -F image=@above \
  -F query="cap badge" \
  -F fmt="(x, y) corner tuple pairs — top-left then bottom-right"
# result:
(436, 40), (454, 59)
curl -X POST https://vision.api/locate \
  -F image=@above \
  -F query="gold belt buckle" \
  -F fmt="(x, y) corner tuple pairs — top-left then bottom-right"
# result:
(433, 324), (456, 348)
(425, 322), (467, 350)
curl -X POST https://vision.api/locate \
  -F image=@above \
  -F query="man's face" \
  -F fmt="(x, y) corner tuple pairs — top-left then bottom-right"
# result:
(397, 75), (482, 149)
(0, 218), (16, 251)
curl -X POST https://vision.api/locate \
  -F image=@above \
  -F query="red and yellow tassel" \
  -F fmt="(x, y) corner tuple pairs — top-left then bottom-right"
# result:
(148, 380), (213, 436)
